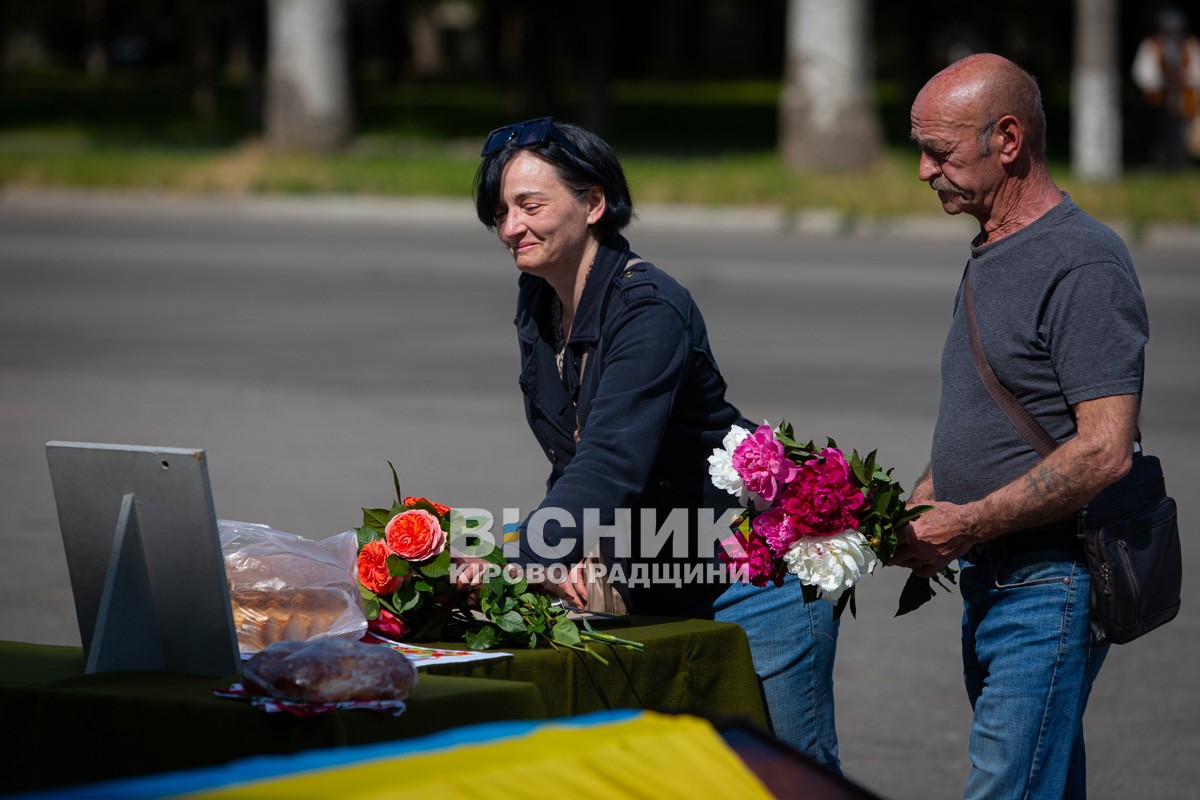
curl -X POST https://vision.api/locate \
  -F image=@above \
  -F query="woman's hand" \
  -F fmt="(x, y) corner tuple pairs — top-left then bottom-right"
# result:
(452, 555), (494, 593)
(548, 560), (590, 610)
(453, 555), (590, 610)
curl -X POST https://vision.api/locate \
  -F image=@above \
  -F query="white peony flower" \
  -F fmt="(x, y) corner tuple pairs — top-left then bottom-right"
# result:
(781, 530), (879, 605)
(708, 425), (752, 501)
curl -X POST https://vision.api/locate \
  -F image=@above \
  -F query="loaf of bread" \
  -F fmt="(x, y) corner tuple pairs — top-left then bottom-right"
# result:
(230, 587), (358, 654)
(243, 638), (417, 703)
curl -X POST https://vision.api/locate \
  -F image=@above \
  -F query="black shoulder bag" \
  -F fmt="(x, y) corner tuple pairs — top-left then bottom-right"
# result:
(963, 270), (1181, 645)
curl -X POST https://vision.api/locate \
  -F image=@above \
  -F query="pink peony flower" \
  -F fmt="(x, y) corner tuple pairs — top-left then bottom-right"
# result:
(719, 528), (786, 588)
(731, 425), (800, 503)
(752, 507), (802, 557)
(778, 447), (865, 537)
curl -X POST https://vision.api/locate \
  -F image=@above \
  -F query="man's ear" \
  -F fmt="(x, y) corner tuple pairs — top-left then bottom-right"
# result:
(995, 114), (1022, 164)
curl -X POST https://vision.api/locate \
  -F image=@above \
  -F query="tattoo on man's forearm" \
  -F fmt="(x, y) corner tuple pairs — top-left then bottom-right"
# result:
(1024, 464), (1079, 502)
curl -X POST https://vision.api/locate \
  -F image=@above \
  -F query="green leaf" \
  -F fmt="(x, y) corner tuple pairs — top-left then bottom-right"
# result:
(393, 582), (424, 614)
(872, 487), (896, 515)
(853, 449), (878, 486)
(449, 527), (497, 560)
(932, 566), (959, 589)
(385, 553), (410, 578)
(355, 525), (381, 550)
(850, 450), (868, 485)
(551, 615), (582, 646)
(493, 609), (526, 634)
(496, 595), (518, 615)
(896, 573), (938, 617)
(387, 460), (403, 507)
(832, 588), (855, 620)
(418, 548), (452, 579)
(362, 507), (393, 534)
(776, 431), (802, 449)
(897, 503), (934, 525)
(864, 448), (883, 479)
(487, 573), (509, 597)
(482, 547), (508, 566)
(465, 626), (499, 651)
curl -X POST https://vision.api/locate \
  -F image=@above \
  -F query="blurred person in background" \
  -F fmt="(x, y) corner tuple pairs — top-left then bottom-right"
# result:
(464, 116), (842, 771)
(1132, 6), (1200, 169)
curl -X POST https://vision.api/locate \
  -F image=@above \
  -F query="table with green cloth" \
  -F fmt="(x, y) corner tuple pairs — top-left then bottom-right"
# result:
(421, 615), (768, 726)
(0, 640), (546, 794)
(0, 617), (766, 794)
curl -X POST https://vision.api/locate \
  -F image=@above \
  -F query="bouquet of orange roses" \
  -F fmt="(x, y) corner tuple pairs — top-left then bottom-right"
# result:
(355, 464), (641, 664)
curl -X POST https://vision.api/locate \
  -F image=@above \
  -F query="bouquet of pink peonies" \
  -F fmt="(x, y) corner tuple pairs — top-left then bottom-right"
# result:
(709, 421), (953, 617)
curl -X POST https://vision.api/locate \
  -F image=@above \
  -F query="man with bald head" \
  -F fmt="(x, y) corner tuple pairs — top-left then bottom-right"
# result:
(894, 54), (1149, 798)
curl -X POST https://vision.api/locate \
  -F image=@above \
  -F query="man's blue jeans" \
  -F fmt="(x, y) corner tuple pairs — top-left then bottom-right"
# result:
(713, 572), (841, 773)
(960, 550), (1108, 800)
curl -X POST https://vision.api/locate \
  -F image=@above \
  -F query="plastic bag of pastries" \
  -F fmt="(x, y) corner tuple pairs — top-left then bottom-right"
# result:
(220, 520), (367, 654)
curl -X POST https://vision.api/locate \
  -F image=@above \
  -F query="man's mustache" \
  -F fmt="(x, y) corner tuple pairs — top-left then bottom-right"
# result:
(930, 176), (967, 196)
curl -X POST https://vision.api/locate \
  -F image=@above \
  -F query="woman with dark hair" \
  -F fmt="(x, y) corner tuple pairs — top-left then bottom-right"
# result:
(465, 117), (841, 771)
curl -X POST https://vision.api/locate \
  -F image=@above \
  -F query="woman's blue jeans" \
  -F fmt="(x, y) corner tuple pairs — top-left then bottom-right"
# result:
(959, 550), (1108, 800)
(713, 572), (841, 773)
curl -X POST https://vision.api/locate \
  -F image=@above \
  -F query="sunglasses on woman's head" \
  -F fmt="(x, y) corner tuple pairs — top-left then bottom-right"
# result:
(480, 116), (581, 158)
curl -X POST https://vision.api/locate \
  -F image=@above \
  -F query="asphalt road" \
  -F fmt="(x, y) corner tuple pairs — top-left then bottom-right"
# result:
(1, 190), (1196, 799)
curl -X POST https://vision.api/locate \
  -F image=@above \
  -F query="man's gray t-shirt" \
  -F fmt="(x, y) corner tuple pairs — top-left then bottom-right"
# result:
(931, 195), (1149, 505)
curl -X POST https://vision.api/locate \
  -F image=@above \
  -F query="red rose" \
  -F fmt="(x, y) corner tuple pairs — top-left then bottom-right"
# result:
(403, 496), (452, 516)
(385, 509), (447, 562)
(357, 538), (403, 595)
(368, 607), (410, 640)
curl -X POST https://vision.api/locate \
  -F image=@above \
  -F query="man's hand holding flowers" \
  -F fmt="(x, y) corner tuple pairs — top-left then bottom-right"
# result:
(893, 502), (978, 578)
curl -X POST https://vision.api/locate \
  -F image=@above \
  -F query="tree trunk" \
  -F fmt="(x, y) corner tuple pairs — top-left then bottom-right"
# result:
(265, 0), (351, 152)
(189, 24), (216, 122)
(83, 0), (107, 78)
(1071, 0), (1121, 180)
(581, 5), (614, 136)
(778, 0), (882, 171)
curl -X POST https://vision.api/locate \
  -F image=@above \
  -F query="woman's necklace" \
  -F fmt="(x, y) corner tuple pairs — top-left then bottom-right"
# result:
(551, 295), (567, 378)
(551, 260), (594, 379)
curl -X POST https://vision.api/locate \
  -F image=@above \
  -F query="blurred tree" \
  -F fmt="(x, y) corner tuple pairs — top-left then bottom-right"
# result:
(1072, 0), (1121, 179)
(480, 2), (563, 120)
(83, 0), (107, 77)
(580, 3), (614, 135)
(779, 0), (882, 170)
(176, 1), (223, 122)
(265, 0), (351, 152)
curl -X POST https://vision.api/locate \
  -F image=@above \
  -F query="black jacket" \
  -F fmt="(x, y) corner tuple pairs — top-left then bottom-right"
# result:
(513, 234), (751, 613)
